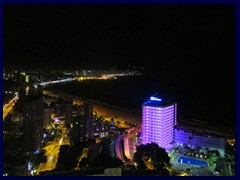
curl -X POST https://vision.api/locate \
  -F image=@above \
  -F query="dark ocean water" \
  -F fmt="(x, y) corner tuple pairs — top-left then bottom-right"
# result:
(45, 75), (235, 130)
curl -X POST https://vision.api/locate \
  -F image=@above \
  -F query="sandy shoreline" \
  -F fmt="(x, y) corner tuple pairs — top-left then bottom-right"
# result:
(43, 90), (234, 137)
(43, 90), (142, 125)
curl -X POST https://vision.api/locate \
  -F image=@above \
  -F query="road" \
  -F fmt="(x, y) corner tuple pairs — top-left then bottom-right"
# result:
(3, 95), (18, 120)
(36, 123), (70, 175)
(37, 143), (61, 173)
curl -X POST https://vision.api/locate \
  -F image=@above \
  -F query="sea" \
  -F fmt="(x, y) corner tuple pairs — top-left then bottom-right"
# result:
(44, 75), (235, 131)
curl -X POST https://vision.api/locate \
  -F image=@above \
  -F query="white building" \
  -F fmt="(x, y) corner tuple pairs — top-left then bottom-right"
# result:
(174, 127), (225, 157)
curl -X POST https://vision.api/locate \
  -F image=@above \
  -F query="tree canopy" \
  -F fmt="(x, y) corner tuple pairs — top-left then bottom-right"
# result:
(133, 142), (170, 176)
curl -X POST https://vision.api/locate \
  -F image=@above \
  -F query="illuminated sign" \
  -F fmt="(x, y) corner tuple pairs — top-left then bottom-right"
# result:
(150, 96), (162, 101)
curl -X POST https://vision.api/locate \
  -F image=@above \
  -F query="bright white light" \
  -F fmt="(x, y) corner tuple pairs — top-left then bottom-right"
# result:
(150, 97), (162, 101)
(54, 117), (60, 122)
(28, 161), (33, 170)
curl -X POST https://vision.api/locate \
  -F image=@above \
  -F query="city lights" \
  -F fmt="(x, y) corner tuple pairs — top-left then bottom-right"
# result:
(3, 4), (234, 176)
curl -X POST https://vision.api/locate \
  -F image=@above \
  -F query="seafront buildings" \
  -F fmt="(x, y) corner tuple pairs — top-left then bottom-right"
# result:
(72, 103), (94, 145)
(141, 96), (226, 157)
(174, 127), (225, 157)
(3, 70), (233, 175)
(22, 91), (43, 153)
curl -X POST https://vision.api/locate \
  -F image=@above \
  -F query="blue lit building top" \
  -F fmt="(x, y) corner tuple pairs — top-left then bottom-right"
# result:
(150, 96), (162, 101)
(143, 96), (176, 107)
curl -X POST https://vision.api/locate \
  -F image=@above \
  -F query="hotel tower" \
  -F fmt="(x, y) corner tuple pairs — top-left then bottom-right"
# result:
(142, 96), (177, 149)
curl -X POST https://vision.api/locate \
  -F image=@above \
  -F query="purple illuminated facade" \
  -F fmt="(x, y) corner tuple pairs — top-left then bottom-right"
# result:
(142, 97), (177, 149)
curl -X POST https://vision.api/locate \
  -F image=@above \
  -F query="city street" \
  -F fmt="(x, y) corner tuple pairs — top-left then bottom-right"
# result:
(3, 95), (18, 120)
(36, 123), (70, 175)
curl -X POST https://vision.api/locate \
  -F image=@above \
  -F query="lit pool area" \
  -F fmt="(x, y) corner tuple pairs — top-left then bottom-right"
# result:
(178, 157), (208, 167)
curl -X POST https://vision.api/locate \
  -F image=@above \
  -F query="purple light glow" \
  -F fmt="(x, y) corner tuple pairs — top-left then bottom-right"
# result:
(142, 100), (177, 149)
(54, 117), (60, 122)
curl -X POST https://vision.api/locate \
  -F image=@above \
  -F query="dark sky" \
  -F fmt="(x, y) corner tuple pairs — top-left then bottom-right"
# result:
(3, 5), (235, 129)
(4, 5), (234, 71)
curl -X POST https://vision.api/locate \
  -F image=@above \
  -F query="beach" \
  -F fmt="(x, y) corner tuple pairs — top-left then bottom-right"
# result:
(43, 90), (142, 126)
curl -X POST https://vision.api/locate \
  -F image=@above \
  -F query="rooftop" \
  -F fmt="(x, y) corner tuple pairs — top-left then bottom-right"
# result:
(176, 120), (229, 138)
(143, 96), (176, 107)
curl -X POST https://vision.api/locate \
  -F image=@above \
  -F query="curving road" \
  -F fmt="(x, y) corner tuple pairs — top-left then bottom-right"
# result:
(3, 95), (18, 120)
(36, 124), (70, 175)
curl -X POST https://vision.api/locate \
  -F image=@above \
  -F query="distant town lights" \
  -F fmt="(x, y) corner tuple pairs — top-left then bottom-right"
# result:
(150, 96), (162, 101)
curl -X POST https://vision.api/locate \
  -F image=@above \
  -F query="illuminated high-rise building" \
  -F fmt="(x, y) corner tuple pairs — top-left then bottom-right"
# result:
(73, 114), (86, 144)
(65, 98), (73, 125)
(142, 96), (177, 149)
(83, 103), (93, 139)
(43, 106), (51, 129)
(72, 103), (93, 145)
(23, 96), (43, 153)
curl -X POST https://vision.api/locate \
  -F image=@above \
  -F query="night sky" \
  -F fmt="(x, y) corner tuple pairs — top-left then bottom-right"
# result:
(4, 5), (235, 129)
(4, 5), (234, 70)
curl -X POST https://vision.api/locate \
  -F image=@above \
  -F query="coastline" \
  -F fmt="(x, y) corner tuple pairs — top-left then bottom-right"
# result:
(43, 90), (142, 125)
(42, 90), (234, 137)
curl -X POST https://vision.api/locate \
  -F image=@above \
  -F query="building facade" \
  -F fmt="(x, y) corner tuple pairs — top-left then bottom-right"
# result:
(73, 114), (86, 145)
(142, 96), (177, 149)
(83, 103), (93, 139)
(43, 106), (51, 129)
(141, 96), (226, 157)
(72, 103), (93, 145)
(23, 96), (43, 153)
(174, 127), (225, 156)
(64, 98), (73, 125)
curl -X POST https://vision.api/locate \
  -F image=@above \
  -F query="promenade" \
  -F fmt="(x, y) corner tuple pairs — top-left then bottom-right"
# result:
(43, 90), (142, 126)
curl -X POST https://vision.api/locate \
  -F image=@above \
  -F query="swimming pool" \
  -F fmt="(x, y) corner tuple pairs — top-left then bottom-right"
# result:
(178, 157), (208, 167)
